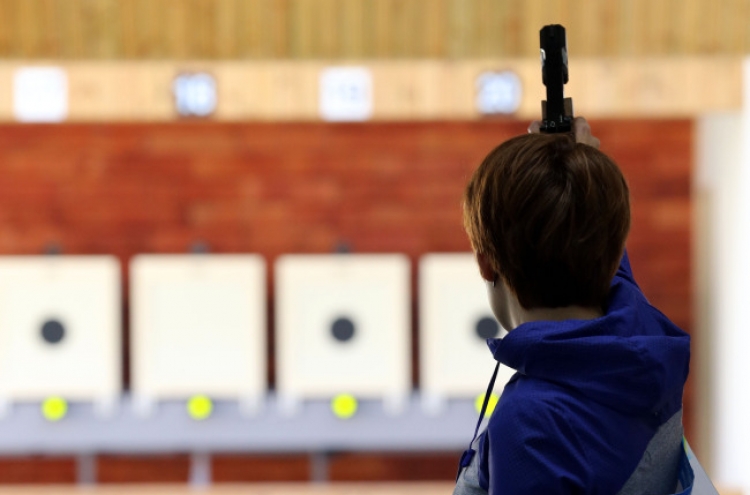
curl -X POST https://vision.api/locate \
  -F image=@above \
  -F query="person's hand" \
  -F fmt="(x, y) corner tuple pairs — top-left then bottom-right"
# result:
(527, 117), (601, 149)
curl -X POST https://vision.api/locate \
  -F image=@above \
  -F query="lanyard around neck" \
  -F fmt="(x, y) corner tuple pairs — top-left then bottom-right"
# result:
(456, 361), (501, 480)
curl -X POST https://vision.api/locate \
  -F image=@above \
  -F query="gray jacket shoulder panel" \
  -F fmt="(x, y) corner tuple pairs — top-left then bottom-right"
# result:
(453, 411), (693, 495)
(616, 410), (683, 495)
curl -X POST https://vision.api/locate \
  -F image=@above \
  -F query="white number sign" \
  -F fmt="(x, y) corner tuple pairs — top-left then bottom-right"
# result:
(13, 67), (68, 123)
(475, 70), (523, 115)
(173, 73), (217, 117)
(319, 67), (373, 122)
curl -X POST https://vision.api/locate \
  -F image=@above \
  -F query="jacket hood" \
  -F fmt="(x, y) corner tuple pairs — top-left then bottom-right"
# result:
(487, 276), (691, 417)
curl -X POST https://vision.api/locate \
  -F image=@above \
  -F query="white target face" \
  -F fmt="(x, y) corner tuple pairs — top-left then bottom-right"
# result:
(131, 255), (266, 400)
(0, 256), (121, 401)
(276, 255), (410, 399)
(419, 253), (515, 398)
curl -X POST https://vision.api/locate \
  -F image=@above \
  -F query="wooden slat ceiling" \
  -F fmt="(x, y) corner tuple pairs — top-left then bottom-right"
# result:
(0, 0), (747, 60)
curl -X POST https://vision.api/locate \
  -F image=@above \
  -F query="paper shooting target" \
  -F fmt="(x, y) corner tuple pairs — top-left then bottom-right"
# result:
(0, 256), (121, 402)
(275, 254), (410, 402)
(419, 253), (515, 400)
(131, 255), (266, 403)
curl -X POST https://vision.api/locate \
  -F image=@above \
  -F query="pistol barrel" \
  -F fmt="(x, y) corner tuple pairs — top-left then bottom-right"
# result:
(540, 24), (573, 133)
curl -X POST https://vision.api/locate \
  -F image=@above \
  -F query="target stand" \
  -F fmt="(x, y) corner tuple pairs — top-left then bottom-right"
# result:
(419, 253), (516, 415)
(0, 256), (121, 418)
(275, 254), (411, 417)
(130, 254), (266, 418)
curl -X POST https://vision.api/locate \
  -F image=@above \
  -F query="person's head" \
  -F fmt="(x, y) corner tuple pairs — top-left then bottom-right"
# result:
(463, 132), (630, 313)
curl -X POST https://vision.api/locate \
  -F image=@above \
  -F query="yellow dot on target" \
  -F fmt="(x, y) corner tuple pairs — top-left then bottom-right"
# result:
(474, 392), (500, 416)
(187, 395), (213, 420)
(331, 394), (358, 419)
(41, 396), (68, 422)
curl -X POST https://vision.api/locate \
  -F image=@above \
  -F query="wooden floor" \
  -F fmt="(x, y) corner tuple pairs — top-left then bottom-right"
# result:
(0, 483), (743, 495)
(0, 483), (455, 495)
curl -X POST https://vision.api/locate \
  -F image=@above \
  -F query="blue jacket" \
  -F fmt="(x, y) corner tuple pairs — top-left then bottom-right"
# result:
(474, 253), (691, 494)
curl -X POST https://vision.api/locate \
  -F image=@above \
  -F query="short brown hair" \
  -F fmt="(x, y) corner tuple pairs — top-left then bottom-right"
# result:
(463, 133), (630, 309)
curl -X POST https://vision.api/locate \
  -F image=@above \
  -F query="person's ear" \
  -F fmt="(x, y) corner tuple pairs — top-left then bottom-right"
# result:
(476, 252), (496, 283)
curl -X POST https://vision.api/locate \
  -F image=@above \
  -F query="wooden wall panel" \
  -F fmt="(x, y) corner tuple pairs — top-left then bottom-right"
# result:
(0, 59), (740, 123)
(0, 456), (76, 483)
(211, 454), (310, 483)
(328, 452), (460, 482)
(0, 119), (692, 482)
(0, 0), (748, 59)
(97, 455), (190, 484)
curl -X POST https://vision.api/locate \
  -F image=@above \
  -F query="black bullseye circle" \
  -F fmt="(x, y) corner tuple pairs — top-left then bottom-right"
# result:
(41, 319), (65, 345)
(331, 317), (356, 342)
(475, 316), (500, 340)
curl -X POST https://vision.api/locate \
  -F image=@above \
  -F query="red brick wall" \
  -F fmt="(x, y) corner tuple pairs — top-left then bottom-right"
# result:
(0, 120), (692, 482)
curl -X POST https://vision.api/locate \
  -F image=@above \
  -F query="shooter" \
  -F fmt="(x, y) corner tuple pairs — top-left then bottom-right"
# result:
(452, 25), (714, 495)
